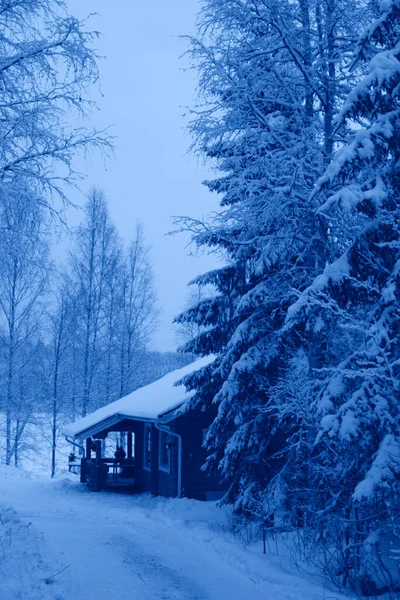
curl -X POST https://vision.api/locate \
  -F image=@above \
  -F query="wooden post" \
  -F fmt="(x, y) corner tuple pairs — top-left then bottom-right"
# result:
(80, 458), (87, 483)
(95, 439), (102, 491)
(95, 439), (101, 465)
(127, 432), (133, 459)
(86, 438), (92, 461)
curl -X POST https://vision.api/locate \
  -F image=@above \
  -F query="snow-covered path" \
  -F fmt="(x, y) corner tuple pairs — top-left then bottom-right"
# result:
(0, 469), (346, 600)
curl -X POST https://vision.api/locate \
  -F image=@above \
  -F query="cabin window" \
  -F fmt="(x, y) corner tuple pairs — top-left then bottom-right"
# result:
(158, 430), (171, 473)
(143, 424), (152, 471)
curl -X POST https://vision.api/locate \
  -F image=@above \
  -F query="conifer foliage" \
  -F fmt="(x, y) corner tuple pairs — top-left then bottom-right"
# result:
(179, 0), (400, 592)
(176, 0), (324, 512)
(283, 0), (400, 590)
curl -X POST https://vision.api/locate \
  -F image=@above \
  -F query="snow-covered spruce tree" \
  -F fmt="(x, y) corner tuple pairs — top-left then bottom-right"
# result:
(283, 0), (400, 591)
(176, 0), (363, 517)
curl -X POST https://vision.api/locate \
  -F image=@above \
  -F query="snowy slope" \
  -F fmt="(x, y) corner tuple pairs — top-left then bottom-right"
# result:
(0, 468), (64, 600)
(0, 465), (352, 600)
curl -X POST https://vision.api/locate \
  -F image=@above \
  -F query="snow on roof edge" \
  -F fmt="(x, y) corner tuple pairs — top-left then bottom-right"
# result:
(62, 355), (214, 439)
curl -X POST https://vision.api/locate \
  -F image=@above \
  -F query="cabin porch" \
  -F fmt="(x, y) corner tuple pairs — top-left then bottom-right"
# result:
(79, 421), (142, 493)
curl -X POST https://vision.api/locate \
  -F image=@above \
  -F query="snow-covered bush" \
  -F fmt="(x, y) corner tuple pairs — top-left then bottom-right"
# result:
(0, 504), (59, 599)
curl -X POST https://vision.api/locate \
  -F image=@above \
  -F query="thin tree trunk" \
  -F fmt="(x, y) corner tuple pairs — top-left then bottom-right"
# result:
(13, 420), (19, 467)
(325, 0), (336, 161)
(51, 357), (59, 478)
(6, 342), (13, 465)
(6, 274), (16, 465)
(299, 0), (313, 123)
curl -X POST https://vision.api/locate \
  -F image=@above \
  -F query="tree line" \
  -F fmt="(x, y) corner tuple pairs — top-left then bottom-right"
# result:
(177, 0), (400, 594)
(0, 1), (191, 476)
(0, 186), (165, 474)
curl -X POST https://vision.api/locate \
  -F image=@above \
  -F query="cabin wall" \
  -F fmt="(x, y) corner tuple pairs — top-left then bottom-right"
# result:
(134, 422), (159, 495)
(174, 409), (226, 501)
(135, 412), (227, 500)
(157, 441), (178, 498)
(136, 422), (178, 498)
(150, 426), (159, 494)
(80, 411), (228, 500)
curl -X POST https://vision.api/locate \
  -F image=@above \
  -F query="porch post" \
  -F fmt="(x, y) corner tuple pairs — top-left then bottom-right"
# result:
(86, 438), (92, 460)
(80, 438), (90, 483)
(95, 439), (101, 465)
(127, 432), (133, 459)
(95, 439), (103, 491)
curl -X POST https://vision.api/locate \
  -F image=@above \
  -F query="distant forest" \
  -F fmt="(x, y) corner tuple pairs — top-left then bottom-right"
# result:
(0, 186), (193, 475)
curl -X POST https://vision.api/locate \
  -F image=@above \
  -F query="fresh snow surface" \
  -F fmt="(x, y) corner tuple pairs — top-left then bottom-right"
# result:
(0, 465), (350, 600)
(63, 355), (214, 438)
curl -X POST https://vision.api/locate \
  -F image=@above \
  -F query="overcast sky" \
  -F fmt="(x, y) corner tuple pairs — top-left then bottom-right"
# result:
(65, 0), (219, 351)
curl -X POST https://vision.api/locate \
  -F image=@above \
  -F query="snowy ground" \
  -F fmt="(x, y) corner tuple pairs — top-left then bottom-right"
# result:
(0, 465), (351, 600)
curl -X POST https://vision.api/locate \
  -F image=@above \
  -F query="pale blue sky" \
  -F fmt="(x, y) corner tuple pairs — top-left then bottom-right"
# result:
(64, 0), (219, 350)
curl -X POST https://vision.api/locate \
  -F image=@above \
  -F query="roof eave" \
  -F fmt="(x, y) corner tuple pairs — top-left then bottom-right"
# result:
(157, 402), (186, 424)
(64, 413), (157, 441)
(64, 400), (188, 440)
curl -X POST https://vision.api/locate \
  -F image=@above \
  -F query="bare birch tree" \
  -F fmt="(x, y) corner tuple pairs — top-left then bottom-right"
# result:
(0, 183), (50, 464)
(102, 234), (123, 406)
(0, 0), (110, 205)
(68, 188), (120, 416)
(47, 280), (72, 477)
(118, 223), (158, 397)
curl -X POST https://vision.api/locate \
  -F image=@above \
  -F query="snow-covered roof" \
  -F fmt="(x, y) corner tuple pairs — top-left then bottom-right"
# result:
(62, 355), (213, 439)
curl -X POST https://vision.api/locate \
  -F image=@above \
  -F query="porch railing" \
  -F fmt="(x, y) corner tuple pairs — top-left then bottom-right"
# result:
(81, 457), (135, 491)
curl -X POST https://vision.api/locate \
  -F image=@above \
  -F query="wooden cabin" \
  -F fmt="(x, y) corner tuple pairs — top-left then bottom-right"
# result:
(62, 356), (226, 500)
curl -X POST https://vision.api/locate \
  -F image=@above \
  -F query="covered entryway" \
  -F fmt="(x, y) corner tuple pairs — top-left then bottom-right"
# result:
(76, 418), (142, 492)
(84, 437), (134, 492)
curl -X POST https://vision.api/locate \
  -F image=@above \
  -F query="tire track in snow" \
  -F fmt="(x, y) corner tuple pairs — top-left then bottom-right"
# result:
(108, 532), (205, 600)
